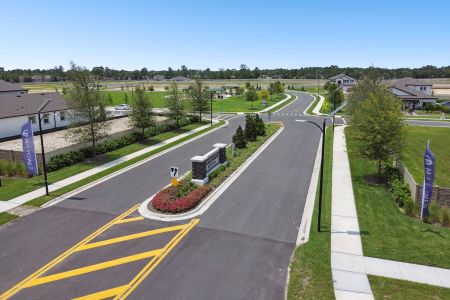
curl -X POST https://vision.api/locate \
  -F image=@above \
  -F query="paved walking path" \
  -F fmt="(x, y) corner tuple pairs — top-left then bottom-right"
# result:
(0, 122), (219, 213)
(331, 126), (450, 299)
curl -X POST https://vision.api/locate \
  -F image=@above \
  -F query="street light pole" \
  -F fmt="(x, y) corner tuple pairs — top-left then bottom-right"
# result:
(296, 118), (327, 232)
(37, 99), (52, 196)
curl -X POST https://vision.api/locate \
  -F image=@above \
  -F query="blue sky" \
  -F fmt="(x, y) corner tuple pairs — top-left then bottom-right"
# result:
(1, 0), (449, 70)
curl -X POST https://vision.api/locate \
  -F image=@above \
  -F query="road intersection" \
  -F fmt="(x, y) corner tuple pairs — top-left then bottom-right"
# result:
(0, 92), (325, 299)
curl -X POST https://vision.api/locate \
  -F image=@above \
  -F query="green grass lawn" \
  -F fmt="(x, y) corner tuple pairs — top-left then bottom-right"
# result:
(369, 275), (450, 300)
(213, 94), (285, 112)
(346, 126), (450, 269)
(288, 127), (334, 300)
(401, 126), (450, 187)
(101, 91), (171, 107)
(294, 86), (328, 94)
(0, 122), (207, 201)
(0, 212), (18, 226)
(306, 95), (320, 115)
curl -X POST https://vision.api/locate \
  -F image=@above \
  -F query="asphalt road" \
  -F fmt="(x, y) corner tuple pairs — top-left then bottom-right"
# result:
(0, 91), (321, 299)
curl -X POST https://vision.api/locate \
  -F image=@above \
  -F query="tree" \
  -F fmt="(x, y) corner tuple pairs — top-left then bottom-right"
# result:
(268, 83), (275, 100)
(273, 81), (284, 95)
(166, 82), (185, 127)
(189, 79), (209, 121)
(65, 62), (109, 160)
(131, 86), (155, 135)
(232, 125), (247, 149)
(260, 89), (269, 101)
(244, 114), (258, 141)
(123, 93), (129, 104)
(351, 87), (404, 181)
(107, 93), (113, 105)
(346, 69), (381, 115)
(246, 86), (259, 110)
(255, 114), (266, 136)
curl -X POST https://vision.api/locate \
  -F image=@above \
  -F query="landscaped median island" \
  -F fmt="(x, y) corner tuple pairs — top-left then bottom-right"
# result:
(148, 115), (281, 215)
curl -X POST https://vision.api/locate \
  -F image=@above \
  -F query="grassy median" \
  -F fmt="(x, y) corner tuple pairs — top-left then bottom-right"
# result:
(288, 127), (334, 300)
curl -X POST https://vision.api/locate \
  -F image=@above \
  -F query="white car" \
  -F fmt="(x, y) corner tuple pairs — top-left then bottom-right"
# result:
(115, 104), (130, 110)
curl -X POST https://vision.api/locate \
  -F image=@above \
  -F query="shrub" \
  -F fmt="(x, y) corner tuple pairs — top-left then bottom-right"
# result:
(0, 160), (6, 176)
(232, 126), (247, 149)
(208, 164), (226, 181)
(6, 161), (17, 177)
(152, 183), (211, 213)
(16, 162), (28, 178)
(427, 202), (440, 223)
(388, 178), (410, 207)
(148, 85), (154, 91)
(47, 151), (85, 172)
(404, 198), (416, 217)
(441, 208), (450, 227)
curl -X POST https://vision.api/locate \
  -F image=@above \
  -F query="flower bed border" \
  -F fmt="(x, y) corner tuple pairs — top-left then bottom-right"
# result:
(151, 183), (211, 213)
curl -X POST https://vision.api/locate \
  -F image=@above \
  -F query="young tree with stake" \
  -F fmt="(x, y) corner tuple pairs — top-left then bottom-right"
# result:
(131, 86), (155, 136)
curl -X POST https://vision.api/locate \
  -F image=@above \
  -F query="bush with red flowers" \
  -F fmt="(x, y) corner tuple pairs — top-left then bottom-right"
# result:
(151, 182), (212, 213)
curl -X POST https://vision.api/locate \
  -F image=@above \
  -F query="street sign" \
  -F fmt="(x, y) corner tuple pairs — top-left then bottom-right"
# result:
(170, 166), (179, 178)
(268, 111), (272, 123)
(230, 143), (235, 158)
(262, 100), (267, 107)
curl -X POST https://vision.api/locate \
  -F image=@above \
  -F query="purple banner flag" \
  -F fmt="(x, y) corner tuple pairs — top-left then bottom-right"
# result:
(421, 142), (435, 219)
(21, 121), (39, 176)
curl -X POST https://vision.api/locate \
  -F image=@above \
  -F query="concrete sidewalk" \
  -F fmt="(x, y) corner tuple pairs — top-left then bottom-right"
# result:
(312, 94), (325, 115)
(331, 126), (450, 299)
(0, 121), (219, 213)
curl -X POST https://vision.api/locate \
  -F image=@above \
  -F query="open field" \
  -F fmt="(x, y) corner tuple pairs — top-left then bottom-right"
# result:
(346, 126), (450, 269)
(401, 126), (450, 187)
(101, 91), (170, 107)
(288, 127), (334, 299)
(213, 93), (285, 112)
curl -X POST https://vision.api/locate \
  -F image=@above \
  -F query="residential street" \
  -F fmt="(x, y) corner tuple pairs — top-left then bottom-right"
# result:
(0, 92), (323, 299)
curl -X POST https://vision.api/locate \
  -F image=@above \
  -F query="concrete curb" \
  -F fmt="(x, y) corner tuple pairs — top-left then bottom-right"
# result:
(138, 124), (285, 222)
(41, 120), (229, 209)
(296, 133), (322, 245)
(312, 94), (325, 115)
(302, 92), (317, 116)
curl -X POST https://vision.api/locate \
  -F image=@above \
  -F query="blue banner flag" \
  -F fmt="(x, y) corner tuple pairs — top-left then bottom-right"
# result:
(421, 142), (435, 219)
(21, 121), (39, 176)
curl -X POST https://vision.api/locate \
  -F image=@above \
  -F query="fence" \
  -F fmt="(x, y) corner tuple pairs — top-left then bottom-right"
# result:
(396, 159), (450, 208)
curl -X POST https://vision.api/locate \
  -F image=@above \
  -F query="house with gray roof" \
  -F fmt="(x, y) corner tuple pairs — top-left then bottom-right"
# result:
(328, 73), (356, 93)
(0, 92), (69, 139)
(389, 77), (437, 110)
(0, 80), (28, 96)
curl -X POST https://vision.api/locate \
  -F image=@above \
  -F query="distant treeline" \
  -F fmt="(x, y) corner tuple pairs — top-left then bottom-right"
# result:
(1, 64), (450, 82)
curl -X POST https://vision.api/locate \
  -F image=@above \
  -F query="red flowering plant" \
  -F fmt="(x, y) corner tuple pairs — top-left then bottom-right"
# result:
(151, 180), (212, 213)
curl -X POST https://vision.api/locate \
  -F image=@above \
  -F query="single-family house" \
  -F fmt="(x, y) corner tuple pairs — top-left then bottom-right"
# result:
(0, 80), (28, 96)
(389, 77), (437, 110)
(328, 73), (356, 93)
(0, 92), (69, 139)
(153, 75), (165, 81)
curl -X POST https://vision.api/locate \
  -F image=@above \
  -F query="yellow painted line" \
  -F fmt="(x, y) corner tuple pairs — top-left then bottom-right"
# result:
(24, 249), (163, 288)
(72, 285), (128, 300)
(114, 216), (144, 224)
(114, 219), (200, 300)
(0, 204), (139, 300)
(76, 224), (187, 251)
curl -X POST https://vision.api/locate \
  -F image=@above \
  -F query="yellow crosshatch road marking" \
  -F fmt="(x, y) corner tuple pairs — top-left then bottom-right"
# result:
(115, 216), (144, 224)
(0, 202), (199, 300)
(75, 224), (186, 252)
(72, 285), (128, 300)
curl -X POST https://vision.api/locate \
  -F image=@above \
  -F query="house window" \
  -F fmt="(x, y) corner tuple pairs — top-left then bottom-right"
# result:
(28, 115), (37, 124)
(59, 111), (66, 121)
(43, 113), (50, 124)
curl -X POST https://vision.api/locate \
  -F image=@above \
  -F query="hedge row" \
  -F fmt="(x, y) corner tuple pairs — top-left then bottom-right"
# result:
(152, 183), (211, 213)
(46, 116), (198, 172)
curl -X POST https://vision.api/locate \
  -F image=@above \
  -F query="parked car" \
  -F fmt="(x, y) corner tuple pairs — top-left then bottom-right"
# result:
(115, 104), (130, 110)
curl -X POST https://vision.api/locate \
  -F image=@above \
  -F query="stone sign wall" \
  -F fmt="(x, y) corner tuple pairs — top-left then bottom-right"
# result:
(191, 143), (227, 185)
